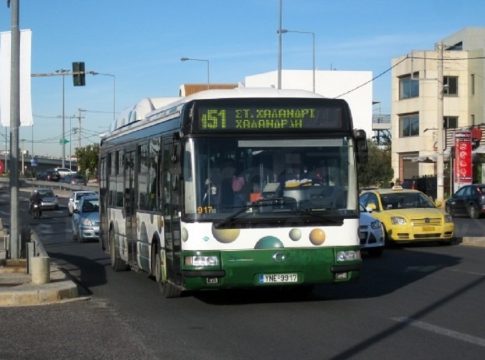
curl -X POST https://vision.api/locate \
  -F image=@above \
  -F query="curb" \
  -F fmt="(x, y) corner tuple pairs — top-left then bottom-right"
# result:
(461, 236), (485, 247)
(0, 262), (79, 307)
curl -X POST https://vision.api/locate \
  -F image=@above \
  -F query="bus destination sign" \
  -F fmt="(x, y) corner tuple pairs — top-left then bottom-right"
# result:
(197, 106), (343, 132)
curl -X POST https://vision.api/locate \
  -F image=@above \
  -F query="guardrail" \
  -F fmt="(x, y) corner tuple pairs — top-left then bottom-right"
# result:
(0, 176), (99, 193)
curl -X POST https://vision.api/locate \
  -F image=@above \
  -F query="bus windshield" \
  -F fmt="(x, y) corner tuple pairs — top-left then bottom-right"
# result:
(183, 136), (358, 221)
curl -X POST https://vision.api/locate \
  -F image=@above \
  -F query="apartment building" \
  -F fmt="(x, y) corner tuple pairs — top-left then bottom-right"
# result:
(391, 27), (485, 189)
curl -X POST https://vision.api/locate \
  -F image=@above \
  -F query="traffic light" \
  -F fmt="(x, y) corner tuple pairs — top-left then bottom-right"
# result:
(72, 61), (85, 86)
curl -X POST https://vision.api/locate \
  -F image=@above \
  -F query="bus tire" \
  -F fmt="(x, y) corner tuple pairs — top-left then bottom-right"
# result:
(155, 249), (181, 298)
(110, 229), (128, 271)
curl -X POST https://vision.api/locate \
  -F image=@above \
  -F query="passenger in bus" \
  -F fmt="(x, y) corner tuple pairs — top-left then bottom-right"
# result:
(232, 165), (246, 207)
(219, 160), (236, 210)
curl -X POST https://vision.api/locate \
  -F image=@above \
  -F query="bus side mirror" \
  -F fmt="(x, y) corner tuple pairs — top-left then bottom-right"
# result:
(354, 129), (368, 164)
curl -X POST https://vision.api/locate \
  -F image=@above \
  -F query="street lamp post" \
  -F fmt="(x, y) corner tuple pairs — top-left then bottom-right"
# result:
(180, 57), (210, 89)
(9, 0), (21, 259)
(436, 42), (445, 204)
(55, 68), (69, 168)
(279, 29), (316, 93)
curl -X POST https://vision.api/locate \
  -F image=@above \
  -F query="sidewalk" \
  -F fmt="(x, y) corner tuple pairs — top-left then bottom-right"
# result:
(0, 259), (79, 307)
(0, 187), (80, 307)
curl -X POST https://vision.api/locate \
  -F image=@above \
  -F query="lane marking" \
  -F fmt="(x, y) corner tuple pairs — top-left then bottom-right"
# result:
(392, 317), (485, 348)
(449, 268), (485, 277)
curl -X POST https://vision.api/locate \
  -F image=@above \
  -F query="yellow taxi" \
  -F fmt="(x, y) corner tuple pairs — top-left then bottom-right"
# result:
(359, 187), (454, 245)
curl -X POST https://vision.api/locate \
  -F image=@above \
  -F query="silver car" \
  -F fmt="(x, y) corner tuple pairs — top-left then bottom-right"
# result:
(359, 204), (385, 256)
(31, 188), (59, 211)
(72, 195), (100, 242)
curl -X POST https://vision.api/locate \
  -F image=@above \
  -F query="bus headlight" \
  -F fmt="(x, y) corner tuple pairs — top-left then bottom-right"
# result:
(444, 214), (453, 223)
(336, 250), (361, 262)
(185, 255), (219, 267)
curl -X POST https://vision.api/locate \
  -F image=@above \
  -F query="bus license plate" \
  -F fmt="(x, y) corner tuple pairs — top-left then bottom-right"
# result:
(259, 273), (298, 284)
(422, 226), (435, 231)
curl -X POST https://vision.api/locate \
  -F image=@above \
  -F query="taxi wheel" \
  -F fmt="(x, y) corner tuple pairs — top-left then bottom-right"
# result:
(383, 227), (397, 248)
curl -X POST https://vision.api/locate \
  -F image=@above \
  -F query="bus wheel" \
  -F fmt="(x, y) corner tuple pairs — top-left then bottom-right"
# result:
(110, 230), (128, 271)
(155, 249), (181, 298)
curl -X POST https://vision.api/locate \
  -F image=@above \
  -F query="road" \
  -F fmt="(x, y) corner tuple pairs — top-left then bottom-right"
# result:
(1, 190), (485, 359)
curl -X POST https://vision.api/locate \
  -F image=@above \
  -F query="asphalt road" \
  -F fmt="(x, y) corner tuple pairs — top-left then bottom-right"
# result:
(1, 190), (485, 359)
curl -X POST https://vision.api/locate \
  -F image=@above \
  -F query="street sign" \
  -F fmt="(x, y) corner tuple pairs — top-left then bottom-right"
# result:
(59, 138), (69, 144)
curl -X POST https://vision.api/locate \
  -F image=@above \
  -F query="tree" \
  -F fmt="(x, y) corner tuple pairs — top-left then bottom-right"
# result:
(75, 144), (99, 180)
(358, 140), (393, 189)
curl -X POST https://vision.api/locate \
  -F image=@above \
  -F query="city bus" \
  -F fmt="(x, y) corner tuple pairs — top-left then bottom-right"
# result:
(99, 88), (368, 297)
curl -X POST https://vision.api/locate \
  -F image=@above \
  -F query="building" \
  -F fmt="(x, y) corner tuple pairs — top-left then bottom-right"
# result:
(179, 83), (237, 97)
(244, 70), (373, 136)
(391, 27), (485, 195)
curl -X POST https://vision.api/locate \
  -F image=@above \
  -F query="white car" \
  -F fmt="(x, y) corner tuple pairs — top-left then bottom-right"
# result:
(55, 167), (76, 178)
(68, 190), (98, 216)
(359, 204), (385, 256)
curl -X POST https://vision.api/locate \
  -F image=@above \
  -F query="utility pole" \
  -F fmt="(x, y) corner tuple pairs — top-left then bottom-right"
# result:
(77, 109), (86, 148)
(436, 42), (445, 204)
(9, 0), (21, 259)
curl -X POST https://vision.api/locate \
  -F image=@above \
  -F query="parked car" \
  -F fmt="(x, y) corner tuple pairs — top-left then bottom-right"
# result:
(30, 188), (59, 211)
(72, 195), (100, 242)
(54, 167), (76, 178)
(359, 204), (385, 256)
(36, 169), (60, 182)
(359, 187), (454, 245)
(62, 173), (87, 186)
(445, 184), (485, 219)
(68, 190), (98, 216)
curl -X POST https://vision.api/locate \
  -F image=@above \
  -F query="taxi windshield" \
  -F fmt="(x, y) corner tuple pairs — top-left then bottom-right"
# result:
(380, 192), (435, 210)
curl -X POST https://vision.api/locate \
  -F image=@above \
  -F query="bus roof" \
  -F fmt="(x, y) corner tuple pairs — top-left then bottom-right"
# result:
(145, 87), (326, 121)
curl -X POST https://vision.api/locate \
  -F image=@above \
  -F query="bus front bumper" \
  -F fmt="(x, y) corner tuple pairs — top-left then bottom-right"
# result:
(181, 247), (361, 291)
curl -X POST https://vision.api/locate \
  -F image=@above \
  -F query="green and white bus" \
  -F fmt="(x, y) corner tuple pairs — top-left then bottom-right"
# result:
(99, 88), (367, 297)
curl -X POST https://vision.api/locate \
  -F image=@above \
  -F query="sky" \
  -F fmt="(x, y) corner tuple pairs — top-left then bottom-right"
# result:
(1, 0), (485, 157)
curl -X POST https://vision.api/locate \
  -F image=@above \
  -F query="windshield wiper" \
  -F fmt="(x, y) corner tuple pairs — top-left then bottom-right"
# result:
(214, 197), (296, 228)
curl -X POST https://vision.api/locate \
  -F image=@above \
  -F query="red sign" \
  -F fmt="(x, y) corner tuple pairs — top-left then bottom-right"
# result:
(454, 131), (472, 186)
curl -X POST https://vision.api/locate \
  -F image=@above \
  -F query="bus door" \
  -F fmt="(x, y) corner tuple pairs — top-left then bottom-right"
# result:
(123, 150), (137, 266)
(162, 138), (182, 285)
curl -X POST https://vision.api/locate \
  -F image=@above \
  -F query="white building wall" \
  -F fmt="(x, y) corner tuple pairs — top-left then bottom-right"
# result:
(244, 70), (373, 136)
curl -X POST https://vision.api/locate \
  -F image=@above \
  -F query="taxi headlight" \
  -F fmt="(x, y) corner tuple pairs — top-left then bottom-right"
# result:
(336, 250), (361, 262)
(444, 214), (453, 223)
(185, 255), (219, 267)
(391, 216), (406, 225)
